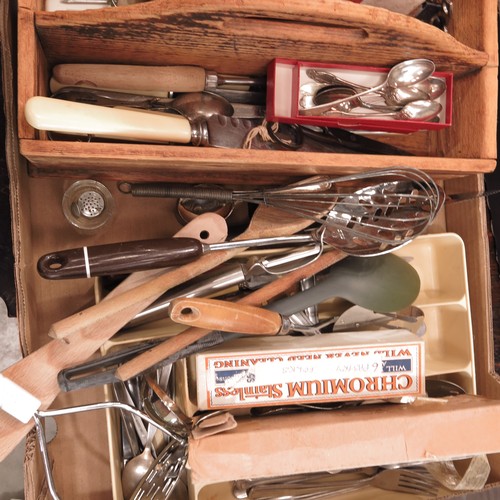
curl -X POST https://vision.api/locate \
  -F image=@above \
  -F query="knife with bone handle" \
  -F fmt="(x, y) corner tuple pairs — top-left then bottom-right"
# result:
(25, 97), (406, 153)
(25, 96), (266, 147)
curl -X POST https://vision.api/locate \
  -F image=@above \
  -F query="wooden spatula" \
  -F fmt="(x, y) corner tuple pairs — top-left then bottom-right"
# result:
(0, 207), (311, 461)
(0, 213), (225, 461)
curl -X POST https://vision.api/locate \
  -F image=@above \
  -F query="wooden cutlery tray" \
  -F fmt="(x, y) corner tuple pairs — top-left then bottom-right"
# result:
(18, 0), (498, 181)
(6, 0), (500, 498)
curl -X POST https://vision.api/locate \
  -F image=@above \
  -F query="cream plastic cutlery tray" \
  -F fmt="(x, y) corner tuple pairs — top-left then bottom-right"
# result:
(394, 233), (476, 395)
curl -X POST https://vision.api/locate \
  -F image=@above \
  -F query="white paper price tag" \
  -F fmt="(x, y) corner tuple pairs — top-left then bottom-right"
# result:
(0, 375), (41, 423)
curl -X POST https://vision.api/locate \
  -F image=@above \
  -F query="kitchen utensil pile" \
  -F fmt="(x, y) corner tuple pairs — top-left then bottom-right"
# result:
(0, 164), (470, 498)
(5, 38), (471, 498)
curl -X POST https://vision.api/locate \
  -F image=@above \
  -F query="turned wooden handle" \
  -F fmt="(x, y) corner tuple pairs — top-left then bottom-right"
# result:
(37, 237), (204, 279)
(49, 77), (173, 98)
(24, 96), (192, 143)
(53, 64), (208, 93)
(169, 297), (282, 335)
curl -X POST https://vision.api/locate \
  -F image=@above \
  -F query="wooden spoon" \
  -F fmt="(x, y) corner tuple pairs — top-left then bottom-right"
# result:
(0, 207), (310, 461)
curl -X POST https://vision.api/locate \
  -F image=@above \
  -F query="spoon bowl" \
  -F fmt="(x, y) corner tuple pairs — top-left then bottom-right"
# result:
(388, 59), (436, 88)
(397, 99), (442, 120)
(418, 77), (447, 100)
(170, 91), (234, 120)
(121, 425), (157, 498)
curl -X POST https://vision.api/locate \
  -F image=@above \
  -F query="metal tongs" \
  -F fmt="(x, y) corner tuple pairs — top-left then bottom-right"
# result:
(33, 401), (187, 500)
(51, 85), (266, 109)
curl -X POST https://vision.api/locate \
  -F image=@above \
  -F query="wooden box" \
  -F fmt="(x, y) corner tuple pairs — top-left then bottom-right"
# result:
(2, 0), (500, 498)
(17, 0), (498, 181)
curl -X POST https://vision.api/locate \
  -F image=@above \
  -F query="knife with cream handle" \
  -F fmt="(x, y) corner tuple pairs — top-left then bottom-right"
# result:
(25, 96), (193, 144)
(25, 96), (261, 147)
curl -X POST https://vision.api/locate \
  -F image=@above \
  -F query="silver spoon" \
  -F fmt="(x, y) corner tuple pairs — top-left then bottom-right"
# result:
(386, 77), (446, 103)
(319, 99), (443, 122)
(302, 86), (401, 113)
(306, 68), (446, 106)
(121, 424), (157, 498)
(300, 59), (435, 116)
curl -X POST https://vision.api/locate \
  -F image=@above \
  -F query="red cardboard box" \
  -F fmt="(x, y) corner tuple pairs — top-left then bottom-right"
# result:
(266, 58), (453, 133)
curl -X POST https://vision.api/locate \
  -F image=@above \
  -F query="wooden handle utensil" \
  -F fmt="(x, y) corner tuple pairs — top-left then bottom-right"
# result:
(52, 64), (265, 94)
(169, 297), (284, 334)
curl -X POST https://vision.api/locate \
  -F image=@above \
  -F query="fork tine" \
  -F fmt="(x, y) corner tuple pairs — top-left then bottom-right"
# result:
(247, 468), (441, 500)
(394, 470), (440, 496)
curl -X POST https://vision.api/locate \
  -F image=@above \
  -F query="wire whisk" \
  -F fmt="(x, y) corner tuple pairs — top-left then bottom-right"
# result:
(118, 167), (443, 256)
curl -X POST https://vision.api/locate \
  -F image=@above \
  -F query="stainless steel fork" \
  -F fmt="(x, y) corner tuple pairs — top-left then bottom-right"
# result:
(237, 467), (440, 499)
